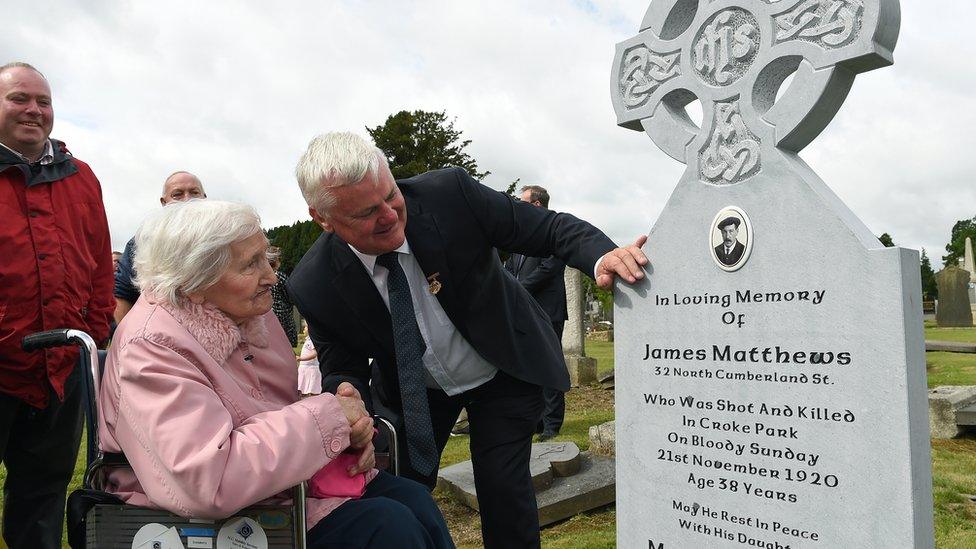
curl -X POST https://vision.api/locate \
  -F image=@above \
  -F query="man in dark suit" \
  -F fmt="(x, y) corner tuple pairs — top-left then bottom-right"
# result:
(505, 185), (567, 442)
(714, 216), (745, 266)
(288, 132), (646, 548)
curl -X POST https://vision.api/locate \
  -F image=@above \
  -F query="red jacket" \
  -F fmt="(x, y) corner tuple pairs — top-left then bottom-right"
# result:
(0, 140), (114, 408)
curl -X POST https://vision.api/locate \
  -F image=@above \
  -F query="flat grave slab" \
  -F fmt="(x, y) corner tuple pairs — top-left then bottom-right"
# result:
(925, 340), (976, 353)
(437, 442), (615, 526)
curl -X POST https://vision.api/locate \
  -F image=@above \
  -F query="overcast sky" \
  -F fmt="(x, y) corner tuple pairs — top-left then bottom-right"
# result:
(5, 1), (972, 268)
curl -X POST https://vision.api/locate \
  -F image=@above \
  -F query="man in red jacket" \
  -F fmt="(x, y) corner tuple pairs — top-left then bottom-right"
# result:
(0, 62), (114, 549)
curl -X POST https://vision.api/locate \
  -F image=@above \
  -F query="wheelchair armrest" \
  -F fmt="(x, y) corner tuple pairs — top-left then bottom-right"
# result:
(372, 415), (399, 476)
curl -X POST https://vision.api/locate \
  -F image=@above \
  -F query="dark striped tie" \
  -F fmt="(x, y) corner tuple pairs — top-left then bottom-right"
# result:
(376, 252), (439, 475)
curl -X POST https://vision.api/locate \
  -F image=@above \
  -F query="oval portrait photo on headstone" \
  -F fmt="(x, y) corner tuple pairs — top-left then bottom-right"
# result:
(709, 206), (752, 272)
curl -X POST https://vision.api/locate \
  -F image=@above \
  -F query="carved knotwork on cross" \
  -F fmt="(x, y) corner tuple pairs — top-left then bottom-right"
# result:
(611, 0), (900, 185)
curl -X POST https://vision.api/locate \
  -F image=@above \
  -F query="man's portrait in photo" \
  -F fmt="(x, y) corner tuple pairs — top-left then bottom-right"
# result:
(710, 207), (751, 271)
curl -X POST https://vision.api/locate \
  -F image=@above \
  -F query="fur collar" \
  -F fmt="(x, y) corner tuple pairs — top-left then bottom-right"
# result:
(161, 299), (270, 364)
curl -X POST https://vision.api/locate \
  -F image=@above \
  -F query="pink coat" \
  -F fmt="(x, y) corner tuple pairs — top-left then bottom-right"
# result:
(98, 296), (376, 529)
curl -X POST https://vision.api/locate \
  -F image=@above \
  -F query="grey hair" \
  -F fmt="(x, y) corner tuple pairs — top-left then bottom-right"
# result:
(294, 132), (386, 214)
(0, 62), (44, 78)
(134, 199), (263, 305)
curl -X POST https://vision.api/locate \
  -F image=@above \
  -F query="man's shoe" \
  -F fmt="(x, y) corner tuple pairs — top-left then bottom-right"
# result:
(537, 431), (557, 442)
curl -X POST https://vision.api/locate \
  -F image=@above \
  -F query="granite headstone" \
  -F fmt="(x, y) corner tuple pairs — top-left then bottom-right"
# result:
(563, 268), (598, 386)
(610, 0), (933, 547)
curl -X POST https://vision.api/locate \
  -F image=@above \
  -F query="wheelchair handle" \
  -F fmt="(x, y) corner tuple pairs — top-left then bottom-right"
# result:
(22, 328), (75, 351)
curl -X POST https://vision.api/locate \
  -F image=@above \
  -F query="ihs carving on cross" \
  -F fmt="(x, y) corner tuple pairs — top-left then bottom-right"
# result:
(611, 0), (900, 185)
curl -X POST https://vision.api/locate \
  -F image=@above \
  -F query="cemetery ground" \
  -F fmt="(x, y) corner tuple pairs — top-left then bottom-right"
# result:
(2, 328), (976, 548)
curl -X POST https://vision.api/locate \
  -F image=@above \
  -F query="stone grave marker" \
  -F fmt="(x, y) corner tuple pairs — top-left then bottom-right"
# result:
(610, 0), (933, 547)
(437, 442), (615, 526)
(563, 268), (598, 386)
(964, 236), (976, 307)
(935, 266), (973, 327)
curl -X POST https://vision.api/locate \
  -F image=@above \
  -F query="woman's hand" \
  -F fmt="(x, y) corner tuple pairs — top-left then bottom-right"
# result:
(336, 382), (373, 449)
(348, 441), (375, 476)
(347, 415), (374, 449)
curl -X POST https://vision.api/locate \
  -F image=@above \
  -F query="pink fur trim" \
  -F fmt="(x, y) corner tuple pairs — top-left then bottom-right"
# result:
(161, 299), (269, 364)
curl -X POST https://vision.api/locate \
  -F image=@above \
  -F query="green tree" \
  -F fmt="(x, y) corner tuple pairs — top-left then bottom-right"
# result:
(506, 177), (520, 197)
(266, 220), (322, 274)
(878, 233), (895, 247)
(942, 216), (976, 267)
(366, 110), (489, 180)
(920, 248), (937, 301)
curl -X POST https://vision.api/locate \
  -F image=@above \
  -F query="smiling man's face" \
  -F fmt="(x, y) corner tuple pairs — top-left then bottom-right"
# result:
(310, 164), (407, 256)
(0, 66), (53, 161)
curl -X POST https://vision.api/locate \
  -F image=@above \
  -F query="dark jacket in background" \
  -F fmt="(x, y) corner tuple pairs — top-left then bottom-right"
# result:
(505, 253), (567, 323)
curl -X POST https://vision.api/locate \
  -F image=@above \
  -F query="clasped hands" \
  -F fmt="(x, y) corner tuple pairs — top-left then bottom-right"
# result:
(336, 382), (375, 476)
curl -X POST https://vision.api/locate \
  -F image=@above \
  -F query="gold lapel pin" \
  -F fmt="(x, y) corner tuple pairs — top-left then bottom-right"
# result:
(426, 272), (442, 295)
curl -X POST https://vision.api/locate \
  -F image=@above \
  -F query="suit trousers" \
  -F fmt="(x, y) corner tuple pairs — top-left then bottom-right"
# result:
(0, 364), (83, 549)
(538, 321), (566, 435)
(307, 470), (453, 548)
(400, 370), (544, 549)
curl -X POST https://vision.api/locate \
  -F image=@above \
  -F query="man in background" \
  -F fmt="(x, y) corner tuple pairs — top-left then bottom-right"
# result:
(114, 171), (205, 322)
(506, 184), (567, 441)
(0, 62), (114, 549)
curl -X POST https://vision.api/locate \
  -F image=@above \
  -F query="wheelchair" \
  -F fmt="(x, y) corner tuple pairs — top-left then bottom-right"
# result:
(22, 329), (399, 549)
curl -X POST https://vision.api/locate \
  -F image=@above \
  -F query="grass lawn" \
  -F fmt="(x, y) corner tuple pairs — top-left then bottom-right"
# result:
(926, 320), (976, 344)
(5, 328), (976, 547)
(926, 323), (976, 388)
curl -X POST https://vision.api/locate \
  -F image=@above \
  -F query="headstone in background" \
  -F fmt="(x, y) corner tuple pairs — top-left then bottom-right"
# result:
(965, 237), (976, 307)
(935, 266), (973, 327)
(965, 237), (975, 280)
(610, 0), (933, 547)
(562, 268), (597, 386)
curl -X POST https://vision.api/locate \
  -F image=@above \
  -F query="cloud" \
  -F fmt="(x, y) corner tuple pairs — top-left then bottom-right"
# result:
(3, 0), (970, 269)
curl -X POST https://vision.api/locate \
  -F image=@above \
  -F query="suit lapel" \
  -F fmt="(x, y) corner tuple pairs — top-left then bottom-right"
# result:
(328, 238), (395, 355)
(404, 197), (464, 332)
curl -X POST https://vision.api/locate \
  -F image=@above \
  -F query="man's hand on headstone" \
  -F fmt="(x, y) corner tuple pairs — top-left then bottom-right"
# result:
(596, 235), (649, 290)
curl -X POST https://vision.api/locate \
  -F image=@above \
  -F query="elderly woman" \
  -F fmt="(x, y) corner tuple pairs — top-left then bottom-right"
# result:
(98, 200), (452, 548)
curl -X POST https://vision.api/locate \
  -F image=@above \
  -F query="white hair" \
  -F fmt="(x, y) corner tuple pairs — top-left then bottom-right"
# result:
(294, 132), (386, 213)
(134, 200), (263, 305)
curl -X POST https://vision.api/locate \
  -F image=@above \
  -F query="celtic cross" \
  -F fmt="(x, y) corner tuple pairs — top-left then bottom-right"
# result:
(611, 0), (900, 185)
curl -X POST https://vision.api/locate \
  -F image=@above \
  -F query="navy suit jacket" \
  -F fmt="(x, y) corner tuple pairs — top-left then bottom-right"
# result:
(287, 168), (614, 414)
(505, 253), (567, 323)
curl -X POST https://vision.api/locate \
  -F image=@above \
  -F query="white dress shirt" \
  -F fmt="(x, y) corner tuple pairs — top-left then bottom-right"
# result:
(349, 242), (498, 396)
